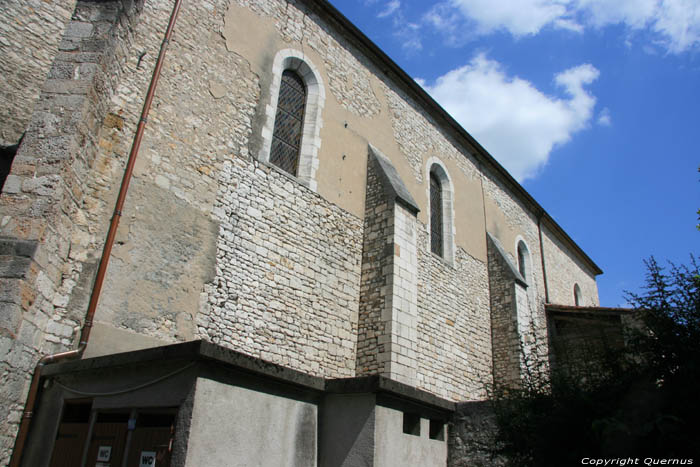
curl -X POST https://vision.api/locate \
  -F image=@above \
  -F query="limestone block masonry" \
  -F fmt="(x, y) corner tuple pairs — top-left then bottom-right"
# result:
(487, 234), (522, 389)
(543, 225), (600, 307)
(0, 0), (607, 463)
(200, 156), (363, 378)
(356, 148), (421, 388)
(416, 229), (492, 401)
(0, 0), (78, 146)
(0, 1), (143, 463)
(357, 154), (395, 377)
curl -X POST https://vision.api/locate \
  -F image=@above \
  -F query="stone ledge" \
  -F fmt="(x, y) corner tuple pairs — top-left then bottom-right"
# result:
(41, 340), (457, 412)
(368, 144), (419, 215)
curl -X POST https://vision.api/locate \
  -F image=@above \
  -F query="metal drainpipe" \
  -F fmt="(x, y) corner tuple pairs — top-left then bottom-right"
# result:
(9, 1), (184, 465)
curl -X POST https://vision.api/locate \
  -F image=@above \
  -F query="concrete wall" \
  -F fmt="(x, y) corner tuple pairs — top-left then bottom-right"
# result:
(319, 394), (376, 467)
(374, 405), (447, 467)
(185, 377), (317, 467)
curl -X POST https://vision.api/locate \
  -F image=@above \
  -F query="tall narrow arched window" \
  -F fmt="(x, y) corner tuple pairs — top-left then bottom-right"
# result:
(270, 70), (306, 176)
(517, 240), (529, 280)
(259, 49), (325, 191)
(426, 159), (454, 264)
(430, 171), (443, 256)
(574, 283), (583, 306)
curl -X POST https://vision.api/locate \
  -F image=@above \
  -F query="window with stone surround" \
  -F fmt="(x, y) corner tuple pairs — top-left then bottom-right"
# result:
(270, 70), (306, 176)
(574, 283), (583, 306)
(517, 239), (530, 282)
(426, 158), (455, 264)
(430, 171), (443, 256)
(259, 49), (325, 192)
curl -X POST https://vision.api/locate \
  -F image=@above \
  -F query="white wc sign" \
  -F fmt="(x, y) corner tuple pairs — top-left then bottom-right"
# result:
(97, 446), (111, 461)
(139, 451), (156, 467)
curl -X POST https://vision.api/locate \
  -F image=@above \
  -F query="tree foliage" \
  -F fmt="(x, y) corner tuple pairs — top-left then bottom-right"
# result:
(492, 256), (700, 467)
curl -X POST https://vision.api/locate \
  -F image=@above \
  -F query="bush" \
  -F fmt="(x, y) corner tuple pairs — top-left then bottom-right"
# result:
(491, 256), (700, 467)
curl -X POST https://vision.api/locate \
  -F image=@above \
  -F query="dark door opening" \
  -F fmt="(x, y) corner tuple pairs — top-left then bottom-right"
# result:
(49, 402), (176, 467)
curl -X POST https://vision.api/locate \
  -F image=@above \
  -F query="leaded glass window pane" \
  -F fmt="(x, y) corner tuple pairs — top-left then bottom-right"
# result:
(518, 243), (526, 278)
(270, 70), (306, 176)
(430, 172), (443, 257)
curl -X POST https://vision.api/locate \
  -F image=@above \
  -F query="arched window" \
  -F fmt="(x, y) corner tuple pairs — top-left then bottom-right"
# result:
(574, 283), (583, 306)
(270, 70), (306, 176)
(425, 158), (454, 264)
(259, 49), (325, 191)
(430, 171), (443, 256)
(517, 240), (529, 281)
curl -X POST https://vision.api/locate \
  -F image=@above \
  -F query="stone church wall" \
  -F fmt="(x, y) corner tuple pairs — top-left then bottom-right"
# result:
(542, 225), (600, 307)
(0, 1), (144, 462)
(0, 0), (78, 146)
(200, 155), (363, 378)
(416, 231), (492, 401)
(0, 2), (607, 463)
(356, 155), (395, 377)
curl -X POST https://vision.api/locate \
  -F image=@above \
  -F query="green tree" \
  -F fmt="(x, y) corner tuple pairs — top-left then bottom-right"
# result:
(491, 256), (700, 467)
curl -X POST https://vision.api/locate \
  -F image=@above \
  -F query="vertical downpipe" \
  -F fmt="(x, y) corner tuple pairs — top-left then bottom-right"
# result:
(9, 1), (184, 465)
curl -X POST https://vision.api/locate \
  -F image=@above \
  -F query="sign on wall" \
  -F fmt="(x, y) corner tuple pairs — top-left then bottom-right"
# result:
(139, 451), (156, 467)
(97, 446), (112, 462)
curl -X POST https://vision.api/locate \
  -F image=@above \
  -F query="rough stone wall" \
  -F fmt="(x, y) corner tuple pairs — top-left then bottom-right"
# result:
(487, 236), (521, 390)
(199, 156), (363, 378)
(549, 313), (626, 382)
(77, 0), (251, 345)
(0, 6), (607, 457)
(449, 401), (507, 467)
(482, 171), (552, 367)
(542, 226), (600, 307)
(416, 230), (492, 401)
(356, 156), (393, 376)
(0, 1), (143, 463)
(0, 0), (78, 146)
(233, 0), (382, 119)
(382, 83), (480, 187)
(367, 66), (494, 402)
(58, 0), (366, 375)
(356, 151), (421, 387)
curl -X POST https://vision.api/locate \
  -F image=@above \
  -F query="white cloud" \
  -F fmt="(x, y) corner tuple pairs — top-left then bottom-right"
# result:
(386, 8), (424, 52)
(446, 0), (571, 36)
(597, 107), (612, 126)
(421, 54), (599, 181)
(653, 0), (700, 53)
(575, 0), (657, 29)
(427, 0), (700, 53)
(378, 0), (401, 18)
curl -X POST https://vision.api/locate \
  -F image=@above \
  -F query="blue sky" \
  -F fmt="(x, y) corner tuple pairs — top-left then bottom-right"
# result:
(329, 0), (699, 306)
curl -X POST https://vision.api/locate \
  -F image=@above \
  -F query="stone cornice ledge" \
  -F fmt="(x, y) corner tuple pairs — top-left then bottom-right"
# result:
(42, 340), (456, 412)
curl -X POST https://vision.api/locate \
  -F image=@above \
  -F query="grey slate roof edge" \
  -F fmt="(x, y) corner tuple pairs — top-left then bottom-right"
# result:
(301, 0), (602, 277)
(368, 144), (419, 215)
(41, 340), (455, 411)
(486, 232), (527, 287)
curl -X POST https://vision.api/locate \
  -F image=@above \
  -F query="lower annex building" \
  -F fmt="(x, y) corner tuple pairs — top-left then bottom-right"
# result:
(0, 0), (614, 465)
